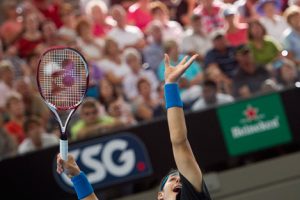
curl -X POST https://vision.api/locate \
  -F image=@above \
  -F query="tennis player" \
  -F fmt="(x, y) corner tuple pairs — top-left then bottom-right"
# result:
(56, 53), (211, 200)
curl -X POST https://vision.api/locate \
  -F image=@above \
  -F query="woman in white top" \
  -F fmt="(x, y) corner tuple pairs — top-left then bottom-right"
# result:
(96, 38), (131, 86)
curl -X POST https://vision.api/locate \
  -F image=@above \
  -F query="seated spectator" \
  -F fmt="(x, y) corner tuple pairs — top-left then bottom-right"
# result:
(127, 0), (153, 32)
(123, 47), (159, 101)
(193, 0), (226, 34)
(256, 0), (289, 44)
(181, 13), (212, 63)
(18, 116), (58, 155)
(4, 93), (26, 145)
(57, 3), (77, 44)
(96, 38), (131, 86)
(85, 0), (114, 38)
(107, 5), (145, 50)
(107, 97), (137, 126)
(0, 116), (17, 161)
(14, 78), (50, 129)
(143, 21), (164, 72)
(75, 16), (103, 61)
(13, 13), (43, 59)
(71, 98), (122, 140)
(36, 20), (60, 54)
(0, 60), (17, 111)
(0, 0), (23, 49)
(282, 6), (300, 67)
(248, 19), (282, 65)
(150, 1), (184, 45)
(192, 79), (234, 111)
(275, 58), (300, 88)
(223, 5), (248, 47)
(205, 63), (233, 94)
(234, 0), (259, 23)
(133, 78), (165, 121)
(204, 30), (238, 79)
(232, 44), (271, 98)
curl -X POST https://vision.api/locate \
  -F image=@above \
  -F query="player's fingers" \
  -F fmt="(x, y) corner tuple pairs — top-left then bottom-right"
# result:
(184, 54), (198, 69)
(164, 54), (170, 68)
(178, 56), (188, 66)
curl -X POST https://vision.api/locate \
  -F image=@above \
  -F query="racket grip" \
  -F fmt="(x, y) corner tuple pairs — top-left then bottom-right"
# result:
(60, 139), (68, 161)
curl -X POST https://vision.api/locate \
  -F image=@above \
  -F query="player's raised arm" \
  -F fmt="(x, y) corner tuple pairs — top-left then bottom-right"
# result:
(57, 154), (99, 200)
(164, 54), (203, 192)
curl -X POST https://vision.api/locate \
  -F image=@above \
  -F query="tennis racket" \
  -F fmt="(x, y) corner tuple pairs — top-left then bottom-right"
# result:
(37, 47), (89, 160)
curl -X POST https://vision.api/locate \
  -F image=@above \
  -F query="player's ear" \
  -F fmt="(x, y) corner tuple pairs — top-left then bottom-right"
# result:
(157, 191), (163, 200)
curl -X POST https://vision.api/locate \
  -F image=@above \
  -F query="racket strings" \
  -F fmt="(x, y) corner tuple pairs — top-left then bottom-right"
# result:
(38, 49), (88, 109)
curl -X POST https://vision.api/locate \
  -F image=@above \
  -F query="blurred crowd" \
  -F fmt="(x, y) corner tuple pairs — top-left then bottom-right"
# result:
(0, 0), (300, 161)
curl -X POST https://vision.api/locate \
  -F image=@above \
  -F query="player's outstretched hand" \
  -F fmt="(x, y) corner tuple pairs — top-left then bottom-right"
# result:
(164, 54), (198, 84)
(57, 154), (81, 178)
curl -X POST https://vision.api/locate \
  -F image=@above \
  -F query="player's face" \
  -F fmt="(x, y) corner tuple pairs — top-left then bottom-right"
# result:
(158, 173), (182, 200)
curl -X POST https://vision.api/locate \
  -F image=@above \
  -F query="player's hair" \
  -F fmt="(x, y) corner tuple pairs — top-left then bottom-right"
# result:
(159, 169), (179, 191)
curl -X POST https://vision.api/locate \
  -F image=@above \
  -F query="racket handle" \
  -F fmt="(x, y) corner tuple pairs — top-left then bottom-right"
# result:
(60, 139), (68, 161)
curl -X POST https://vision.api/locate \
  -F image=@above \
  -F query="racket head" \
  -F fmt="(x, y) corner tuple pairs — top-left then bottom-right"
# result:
(37, 46), (89, 110)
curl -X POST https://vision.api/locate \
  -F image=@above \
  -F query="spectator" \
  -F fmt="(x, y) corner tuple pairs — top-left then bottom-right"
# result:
(98, 78), (120, 110)
(71, 98), (122, 140)
(232, 44), (271, 98)
(4, 93), (26, 144)
(223, 5), (248, 47)
(18, 116), (58, 155)
(85, 0), (114, 38)
(36, 20), (60, 54)
(193, 0), (226, 34)
(275, 58), (300, 88)
(32, 0), (63, 28)
(57, 3), (77, 44)
(248, 19), (282, 65)
(150, 1), (184, 45)
(13, 13), (43, 59)
(123, 47), (159, 101)
(96, 38), (131, 86)
(143, 21), (165, 72)
(75, 17), (103, 61)
(133, 78), (165, 121)
(191, 79), (234, 111)
(173, 0), (197, 27)
(0, 60), (17, 111)
(235, 0), (259, 23)
(282, 5), (300, 67)
(204, 30), (238, 79)
(14, 78), (50, 129)
(257, 0), (289, 44)
(107, 5), (145, 50)
(0, 116), (17, 161)
(181, 13), (212, 63)
(107, 97), (137, 126)
(0, 0), (23, 49)
(127, 0), (153, 32)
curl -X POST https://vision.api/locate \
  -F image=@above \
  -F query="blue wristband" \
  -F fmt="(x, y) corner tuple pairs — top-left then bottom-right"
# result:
(71, 171), (94, 199)
(164, 83), (183, 109)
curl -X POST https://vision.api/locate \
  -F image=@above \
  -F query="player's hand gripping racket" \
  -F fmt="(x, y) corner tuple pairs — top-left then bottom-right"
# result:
(37, 47), (89, 161)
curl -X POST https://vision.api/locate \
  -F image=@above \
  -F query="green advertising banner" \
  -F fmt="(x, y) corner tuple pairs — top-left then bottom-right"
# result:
(217, 93), (292, 156)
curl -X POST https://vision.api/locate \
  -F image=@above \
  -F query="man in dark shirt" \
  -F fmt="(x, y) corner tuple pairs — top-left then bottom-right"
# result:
(233, 44), (271, 98)
(56, 54), (211, 200)
(204, 31), (238, 79)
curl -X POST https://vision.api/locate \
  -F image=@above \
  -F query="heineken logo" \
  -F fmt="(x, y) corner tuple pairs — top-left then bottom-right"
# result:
(232, 116), (279, 139)
(232, 105), (280, 139)
(217, 94), (292, 156)
(241, 105), (264, 123)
